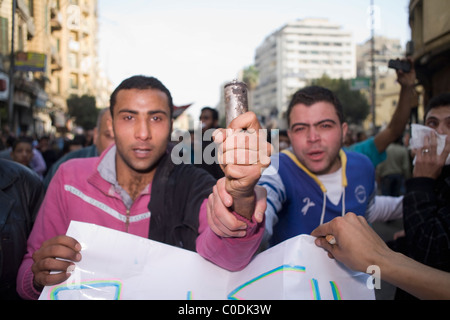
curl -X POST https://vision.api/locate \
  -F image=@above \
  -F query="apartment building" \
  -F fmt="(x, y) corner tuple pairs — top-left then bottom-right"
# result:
(356, 36), (410, 129)
(0, 0), (39, 132)
(356, 36), (404, 78)
(0, 0), (112, 135)
(253, 18), (356, 129)
(409, 0), (450, 106)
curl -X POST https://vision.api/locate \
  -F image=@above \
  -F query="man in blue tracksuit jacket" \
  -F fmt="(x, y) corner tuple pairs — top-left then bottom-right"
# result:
(258, 86), (401, 247)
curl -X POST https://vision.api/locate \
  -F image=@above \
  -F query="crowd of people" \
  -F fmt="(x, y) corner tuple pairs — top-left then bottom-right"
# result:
(0, 129), (103, 181)
(1, 58), (449, 301)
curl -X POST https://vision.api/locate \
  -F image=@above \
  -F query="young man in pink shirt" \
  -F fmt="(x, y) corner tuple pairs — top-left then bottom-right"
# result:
(17, 75), (270, 300)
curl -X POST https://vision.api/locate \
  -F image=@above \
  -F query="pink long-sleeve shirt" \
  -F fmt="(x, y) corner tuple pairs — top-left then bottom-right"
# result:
(16, 146), (264, 300)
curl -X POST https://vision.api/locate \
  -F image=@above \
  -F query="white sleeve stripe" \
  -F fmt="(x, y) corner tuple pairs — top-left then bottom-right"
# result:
(64, 185), (151, 223)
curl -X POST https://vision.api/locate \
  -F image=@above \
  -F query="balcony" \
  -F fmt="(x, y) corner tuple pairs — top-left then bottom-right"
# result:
(81, 3), (90, 16)
(16, 0), (36, 38)
(50, 46), (62, 72)
(50, 9), (62, 32)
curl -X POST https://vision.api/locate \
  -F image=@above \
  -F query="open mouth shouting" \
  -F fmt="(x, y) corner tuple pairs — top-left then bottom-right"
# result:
(307, 149), (325, 161)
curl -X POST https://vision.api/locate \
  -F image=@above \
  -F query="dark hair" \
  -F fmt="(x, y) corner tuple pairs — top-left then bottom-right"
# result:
(201, 107), (219, 121)
(286, 86), (345, 127)
(12, 136), (33, 151)
(109, 75), (174, 118)
(424, 93), (450, 120)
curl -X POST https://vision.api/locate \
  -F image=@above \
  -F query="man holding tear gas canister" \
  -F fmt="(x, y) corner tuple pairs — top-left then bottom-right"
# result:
(16, 76), (271, 300)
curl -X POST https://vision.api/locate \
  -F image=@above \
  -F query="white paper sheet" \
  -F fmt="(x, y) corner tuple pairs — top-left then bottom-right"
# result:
(39, 221), (374, 300)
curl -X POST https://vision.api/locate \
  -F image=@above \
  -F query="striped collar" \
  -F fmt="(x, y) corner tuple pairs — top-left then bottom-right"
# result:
(281, 148), (348, 193)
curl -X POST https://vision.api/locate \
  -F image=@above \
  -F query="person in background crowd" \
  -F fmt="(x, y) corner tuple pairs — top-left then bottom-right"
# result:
(278, 130), (291, 152)
(58, 135), (86, 159)
(377, 135), (411, 196)
(0, 159), (45, 299)
(9, 136), (46, 180)
(0, 135), (47, 179)
(9, 137), (34, 170)
(193, 106), (224, 180)
(36, 136), (59, 177)
(43, 108), (115, 189)
(346, 57), (417, 167)
(392, 92), (450, 300)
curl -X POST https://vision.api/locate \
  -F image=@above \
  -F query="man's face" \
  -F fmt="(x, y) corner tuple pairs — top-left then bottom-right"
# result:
(287, 101), (347, 175)
(95, 111), (114, 155)
(425, 106), (450, 135)
(199, 109), (216, 132)
(110, 88), (172, 177)
(11, 142), (33, 167)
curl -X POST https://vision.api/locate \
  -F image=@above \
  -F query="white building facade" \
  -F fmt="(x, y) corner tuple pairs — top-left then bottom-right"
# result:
(253, 18), (356, 128)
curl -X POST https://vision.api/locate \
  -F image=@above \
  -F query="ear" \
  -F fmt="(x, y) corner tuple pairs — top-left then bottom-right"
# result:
(341, 122), (349, 145)
(287, 129), (293, 143)
(107, 118), (114, 134)
(92, 127), (99, 144)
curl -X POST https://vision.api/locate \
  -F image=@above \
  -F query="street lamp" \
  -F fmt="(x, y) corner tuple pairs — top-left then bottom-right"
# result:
(8, 0), (16, 131)
(370, 0), (377, 132)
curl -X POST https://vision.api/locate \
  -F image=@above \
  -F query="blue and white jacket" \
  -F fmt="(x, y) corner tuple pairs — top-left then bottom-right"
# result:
(259, 148), (376, 247)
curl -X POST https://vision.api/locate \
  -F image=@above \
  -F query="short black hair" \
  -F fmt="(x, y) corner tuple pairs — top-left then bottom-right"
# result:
(286, 86), (345, 128)
(12, 136), (33, 151)
(425, 93), (450, 120)
(109, 75), (174, 118)
(201, 107), (219, 121)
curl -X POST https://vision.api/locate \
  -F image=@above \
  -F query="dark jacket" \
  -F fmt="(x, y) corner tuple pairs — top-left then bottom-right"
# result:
(402, 165), (450, 272)
(148, 148), (217, 252)
(395, 165), (450, 300)
(0, 159), (45, 299)
(194, 140), (225, 180)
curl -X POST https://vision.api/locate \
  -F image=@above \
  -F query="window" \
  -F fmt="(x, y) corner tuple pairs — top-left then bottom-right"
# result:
(70, 73), (79, 89)
(18, 26), (24, 51)
(0, 17), (8, 56)
(68, 52), (78, 69)
(29, 0), (34, 17)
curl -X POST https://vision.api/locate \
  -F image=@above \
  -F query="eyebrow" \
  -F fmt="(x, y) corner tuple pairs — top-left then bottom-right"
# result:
(118, 109), (169, 116)
(426, 115), (450, 120)
(290, 119), (337, 130)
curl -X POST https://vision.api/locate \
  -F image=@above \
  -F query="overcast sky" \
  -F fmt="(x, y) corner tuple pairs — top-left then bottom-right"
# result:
(97, 0), (410, 119)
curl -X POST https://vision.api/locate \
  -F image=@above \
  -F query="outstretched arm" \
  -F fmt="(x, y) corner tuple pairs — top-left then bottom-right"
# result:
(196, 182), (267, 271)
(373, 57), (416, 153)
(311, 213), (450, 300)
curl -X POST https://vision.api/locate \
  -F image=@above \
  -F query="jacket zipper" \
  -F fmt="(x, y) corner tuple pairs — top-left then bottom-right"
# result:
(125, 209), (130, 233)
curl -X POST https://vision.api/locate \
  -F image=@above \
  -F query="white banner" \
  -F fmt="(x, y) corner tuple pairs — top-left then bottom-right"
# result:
(39, 221), (374, 300)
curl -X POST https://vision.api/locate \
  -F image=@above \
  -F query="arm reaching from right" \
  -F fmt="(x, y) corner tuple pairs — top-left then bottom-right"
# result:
(311, 212), (450, 300)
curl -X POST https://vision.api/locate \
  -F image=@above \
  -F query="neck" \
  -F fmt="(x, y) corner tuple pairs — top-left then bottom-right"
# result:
(120, 171), (153, 201)
(116, 165), (155, 202)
